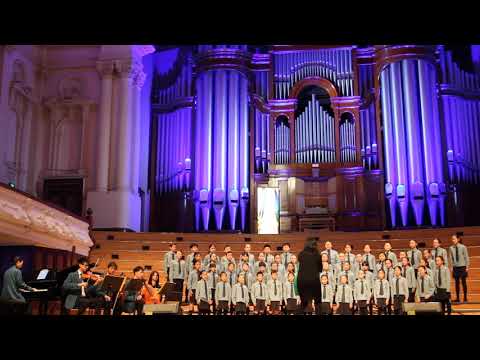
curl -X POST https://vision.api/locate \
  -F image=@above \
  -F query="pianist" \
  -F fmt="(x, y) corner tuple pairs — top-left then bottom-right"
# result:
(0, 256), (38, 314)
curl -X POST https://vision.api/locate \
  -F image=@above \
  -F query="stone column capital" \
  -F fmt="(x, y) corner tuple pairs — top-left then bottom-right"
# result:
(115, 60), (142, 79)
(96, 61), (115, 78)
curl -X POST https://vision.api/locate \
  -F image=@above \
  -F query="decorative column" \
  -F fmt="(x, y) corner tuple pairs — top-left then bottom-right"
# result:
(80, 104), (90, 171)
(95, 61), (114, 192)
(115, 60), (135, 191)
(131, 69), (145, 195)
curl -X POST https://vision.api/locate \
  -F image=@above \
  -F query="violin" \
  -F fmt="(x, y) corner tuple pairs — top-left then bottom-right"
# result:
(82, 271), (103, 283)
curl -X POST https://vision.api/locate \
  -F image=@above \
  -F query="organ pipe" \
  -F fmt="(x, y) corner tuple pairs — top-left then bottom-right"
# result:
(380, 68), (397, 227)
(227, 71), (240, 230)
(213, 71), (228, 230)
(390, 62), (409, 227)
(418, 60), (444, 225)
(402, 59), (425, 226)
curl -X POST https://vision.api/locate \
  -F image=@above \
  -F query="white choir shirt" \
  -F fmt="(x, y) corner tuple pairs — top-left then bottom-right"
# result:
(78, 270), (86, 297)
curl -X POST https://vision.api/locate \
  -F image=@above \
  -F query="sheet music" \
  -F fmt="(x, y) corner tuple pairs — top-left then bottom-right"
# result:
(36, 269), (49, 280)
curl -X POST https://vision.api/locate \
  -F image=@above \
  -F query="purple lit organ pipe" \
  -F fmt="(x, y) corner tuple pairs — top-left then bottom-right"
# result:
(239, 75), (249, 231)
(401, 59), (425, 226)
(389, 62), (409, 227)
(380, 67), (397, 227)
(212, 71), (227, 230)
(228, 70), (240, 230)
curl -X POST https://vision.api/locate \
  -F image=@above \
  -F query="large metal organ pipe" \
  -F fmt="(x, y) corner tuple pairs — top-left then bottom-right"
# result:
(340, 116), (356, 163)
(418, 60), (446, 226)
(293, 95), (336, 164)
(389, 62), (409, 227)
(380, 58), (449, 228)
(380, 68), (398, 227)
(194, 71), (213, 231)
(254, 110), (270, 174)
(440, 47), (480, 187)
(156, 106), (193, 194)
(274, 48), (354, 99)
(274, 118), (290, 164)
(213, 71), (228, 230)
(194, 69), (250, 231)
(402, 60), (425, 226)
(228, 71), (240, 230)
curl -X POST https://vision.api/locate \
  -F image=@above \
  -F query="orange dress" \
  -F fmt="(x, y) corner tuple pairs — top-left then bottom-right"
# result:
(141, 284), (161, 304)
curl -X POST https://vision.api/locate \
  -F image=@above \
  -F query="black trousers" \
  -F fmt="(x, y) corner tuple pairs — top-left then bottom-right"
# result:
(0, 300), (28, 315)
(357, 300), (368, 315)
(319, 302), (331, 315)
(270, 301), (281, 314)
(255, 299), (267, 314)
(198, 300), (211, 314)
(368, 298), (374, 315)
(435, 289), (451, 315)
(376, 298), (387, 315)
(408, 288), (415, 303)
(393, 295), (405, 315)
(76, 296), (104, 315)
(453, 266), (468, 300)
(235, 302), (247, 315)
(286, 299), (299, 315)
(210, 289), (216, 312)
(297, 279), (322, 315)
(216, 300), (229, 315)
(173, 279), (184, 302)
(386, 298), (392, 315)
(336, 303), (351, 315)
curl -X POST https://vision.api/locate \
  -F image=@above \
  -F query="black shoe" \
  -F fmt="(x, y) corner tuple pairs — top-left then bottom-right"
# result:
(453, 299), (460, 303)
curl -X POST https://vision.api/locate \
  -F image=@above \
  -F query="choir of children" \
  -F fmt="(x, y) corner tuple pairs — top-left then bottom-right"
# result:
(166, 235), (469, 315)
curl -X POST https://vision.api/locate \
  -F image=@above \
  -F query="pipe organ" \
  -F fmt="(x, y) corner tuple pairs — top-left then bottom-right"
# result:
(254, 109), (270, 173)
(357, 49), (378, 170)
(295, 94), (336, 164)
(438, 47), (480, 186)
(148, 44), (480, 232)
(273, 48), (354, 99)
(340, 117), (356, 163)
(151, 49), (193, 196)
(274, 118), (290, 164)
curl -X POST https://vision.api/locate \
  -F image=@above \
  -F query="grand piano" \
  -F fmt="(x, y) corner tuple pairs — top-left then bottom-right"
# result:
(24, 265), (79, 315)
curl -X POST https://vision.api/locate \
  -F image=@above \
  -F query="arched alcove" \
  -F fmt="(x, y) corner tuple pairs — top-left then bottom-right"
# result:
(293, 85), (336, 164)
(339, 112), (356, 163)
(274, 115), (290, 164)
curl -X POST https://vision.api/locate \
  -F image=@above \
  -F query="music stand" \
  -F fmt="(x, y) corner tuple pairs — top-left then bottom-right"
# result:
(124, 279), (144, 292)
(100, 275), (124, 295)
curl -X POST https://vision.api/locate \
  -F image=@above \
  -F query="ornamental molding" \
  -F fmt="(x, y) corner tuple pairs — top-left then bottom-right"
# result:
(0, 185), (93, 255)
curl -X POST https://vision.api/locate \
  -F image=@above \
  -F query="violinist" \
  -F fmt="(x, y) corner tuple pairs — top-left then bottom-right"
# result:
(94, 262), (119, 315)
(122, 266), (146, 315)
(141, 271), (161, 305)
(62, 257), (104, 315)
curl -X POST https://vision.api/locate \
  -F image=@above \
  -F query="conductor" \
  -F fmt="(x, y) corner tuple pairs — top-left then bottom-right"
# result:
(297, 237), (323, 315)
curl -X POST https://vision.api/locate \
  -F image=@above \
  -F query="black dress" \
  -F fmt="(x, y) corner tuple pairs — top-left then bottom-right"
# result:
(297, 249), (323, 314)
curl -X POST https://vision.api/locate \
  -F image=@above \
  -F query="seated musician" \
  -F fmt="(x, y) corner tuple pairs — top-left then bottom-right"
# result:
(62, 257), (104, 315)
(147, 271), (161, 289)
(122, 266), (146, 315)
(93, 261), (119, 315)
(0, 256), (38, 315)
(141, 270), (161, 305)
